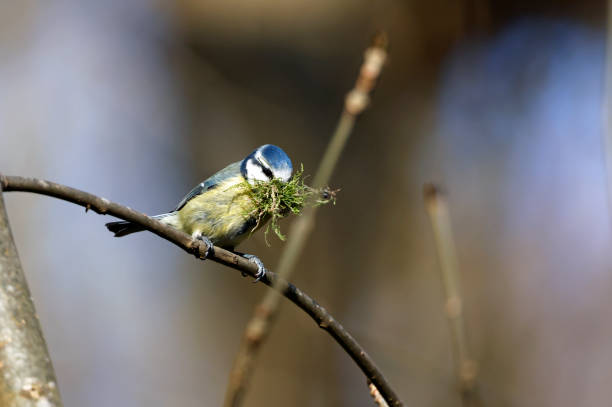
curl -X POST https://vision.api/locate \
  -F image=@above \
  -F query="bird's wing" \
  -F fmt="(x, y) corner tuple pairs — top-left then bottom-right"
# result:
(173, 161), (242, 211)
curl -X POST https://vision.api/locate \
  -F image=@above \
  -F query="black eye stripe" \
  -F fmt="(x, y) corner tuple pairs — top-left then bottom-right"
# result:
(261, 165), (273, 178)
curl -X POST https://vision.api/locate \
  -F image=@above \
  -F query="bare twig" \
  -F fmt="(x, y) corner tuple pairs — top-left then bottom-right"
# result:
(0, 185), (62, 406)
(423, 184), (479, 406)
(224, 33), (390, 407)
(0, 174), (403, 407)
(369, 381), (390, 407)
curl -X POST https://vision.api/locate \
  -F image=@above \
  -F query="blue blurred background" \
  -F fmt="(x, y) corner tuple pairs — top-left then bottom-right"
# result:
(1, 1), (612, 406)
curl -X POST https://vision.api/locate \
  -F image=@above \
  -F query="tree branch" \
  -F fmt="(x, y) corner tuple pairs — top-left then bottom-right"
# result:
(0, 174), (404, 407)
(0, 184), (62, 406)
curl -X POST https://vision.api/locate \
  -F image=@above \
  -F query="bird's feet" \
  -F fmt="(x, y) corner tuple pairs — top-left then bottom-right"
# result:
(240, 254), (267, 283)
(192, 232), (214, 259)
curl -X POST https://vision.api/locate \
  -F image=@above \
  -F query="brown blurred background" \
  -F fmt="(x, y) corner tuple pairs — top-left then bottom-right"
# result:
(1, 1), (612, 406)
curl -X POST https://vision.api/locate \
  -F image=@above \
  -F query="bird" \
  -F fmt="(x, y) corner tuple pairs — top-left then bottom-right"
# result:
(105, 144), (293, 281)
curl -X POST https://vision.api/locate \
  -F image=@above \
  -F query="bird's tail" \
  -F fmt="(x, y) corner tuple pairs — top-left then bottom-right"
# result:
(105, 213), (176, 237)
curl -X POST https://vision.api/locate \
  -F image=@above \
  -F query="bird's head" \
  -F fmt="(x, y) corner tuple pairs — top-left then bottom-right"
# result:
(241, 144), (293, 184)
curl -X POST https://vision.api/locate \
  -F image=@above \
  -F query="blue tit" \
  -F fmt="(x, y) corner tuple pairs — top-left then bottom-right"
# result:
(105, 144), (293, 280)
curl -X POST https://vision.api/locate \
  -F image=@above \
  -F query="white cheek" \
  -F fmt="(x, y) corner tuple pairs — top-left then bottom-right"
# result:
(246, 160), (269, 183)
(275, 167), (292, 182)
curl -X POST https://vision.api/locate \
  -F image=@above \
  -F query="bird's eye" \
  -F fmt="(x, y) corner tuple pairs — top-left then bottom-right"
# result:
(261, 166), (273, 179)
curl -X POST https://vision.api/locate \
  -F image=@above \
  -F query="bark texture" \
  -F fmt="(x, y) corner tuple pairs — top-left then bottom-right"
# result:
(0, 189), (62, 406)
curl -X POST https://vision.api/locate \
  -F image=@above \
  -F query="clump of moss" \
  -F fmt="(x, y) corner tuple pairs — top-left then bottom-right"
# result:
(241, 165), (337, 244)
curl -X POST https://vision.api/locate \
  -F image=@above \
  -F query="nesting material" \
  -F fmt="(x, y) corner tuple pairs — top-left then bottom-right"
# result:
(238, 165), (337, 244)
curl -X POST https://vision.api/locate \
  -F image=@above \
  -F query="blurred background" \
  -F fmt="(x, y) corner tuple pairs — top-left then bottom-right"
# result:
(1, 0), (612, 406)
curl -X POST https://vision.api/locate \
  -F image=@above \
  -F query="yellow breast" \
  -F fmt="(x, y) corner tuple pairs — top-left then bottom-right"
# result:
(176, 175), (260, 248)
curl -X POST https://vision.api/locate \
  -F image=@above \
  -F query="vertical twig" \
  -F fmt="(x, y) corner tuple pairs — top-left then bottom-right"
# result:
(423, 184), (479, 407)
(224, 33), (389, 407)
(0, 188), (62, 406)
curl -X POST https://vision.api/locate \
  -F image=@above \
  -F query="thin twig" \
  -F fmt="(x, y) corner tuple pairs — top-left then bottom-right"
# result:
(423, 184), (479, 406)
(0, 186), (62, 406)
(368, 380), (390, 407)
(0, 174), (403, 407)
(224, 33), (389, 407)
